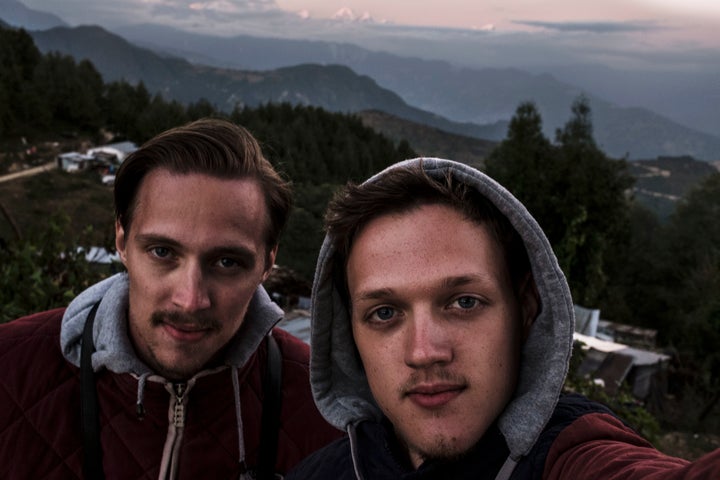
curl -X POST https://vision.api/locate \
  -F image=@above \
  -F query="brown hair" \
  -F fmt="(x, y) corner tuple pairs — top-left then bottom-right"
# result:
(325, 162), (531, 301)
(114, 118), (292, 249)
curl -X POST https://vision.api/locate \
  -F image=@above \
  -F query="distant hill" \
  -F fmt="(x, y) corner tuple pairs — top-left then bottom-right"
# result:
(113, 23), (720, 162)
(0, 0), (66, 30)
(356, 110), (494, 169)
(28, 25), (503, 140)
(6, 17), (719, 161)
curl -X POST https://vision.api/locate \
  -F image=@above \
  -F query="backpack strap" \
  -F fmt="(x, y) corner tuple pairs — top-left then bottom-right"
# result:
(257, 332), (283, 480)
(81, 301), (104, 480)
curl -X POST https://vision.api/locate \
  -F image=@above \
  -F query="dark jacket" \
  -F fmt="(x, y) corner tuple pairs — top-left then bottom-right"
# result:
(0, 274), (342, 479)
(288, 393), (720, 479)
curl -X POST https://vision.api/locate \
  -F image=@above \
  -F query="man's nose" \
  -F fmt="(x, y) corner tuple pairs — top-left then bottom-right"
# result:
(404, 309), (453, 368)
(171, 262), (211, 312)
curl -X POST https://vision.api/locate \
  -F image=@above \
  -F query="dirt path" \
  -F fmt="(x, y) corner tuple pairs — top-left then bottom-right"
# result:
(0, 162), (57, 184)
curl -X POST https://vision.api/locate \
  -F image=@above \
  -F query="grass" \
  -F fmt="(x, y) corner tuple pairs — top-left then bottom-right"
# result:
(0, 167), (115, 247)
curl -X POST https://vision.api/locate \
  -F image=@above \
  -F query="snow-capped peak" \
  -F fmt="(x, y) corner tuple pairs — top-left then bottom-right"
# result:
(332, 7), (374, 23)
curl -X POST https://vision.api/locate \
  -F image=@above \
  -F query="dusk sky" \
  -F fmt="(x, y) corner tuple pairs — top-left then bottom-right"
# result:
(276, 0), (720, 38)
(19, 0), (720, 82)
(22, 0), (720, 50)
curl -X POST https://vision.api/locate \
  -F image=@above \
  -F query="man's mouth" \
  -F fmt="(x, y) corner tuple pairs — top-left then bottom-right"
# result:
(405, 383), (466, 409)
(152, 311), (218, 342)
(161, 322), (211, 342)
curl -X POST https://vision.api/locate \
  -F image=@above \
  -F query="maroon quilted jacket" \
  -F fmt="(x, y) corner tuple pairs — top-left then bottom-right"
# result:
(0, 308), (343, 479)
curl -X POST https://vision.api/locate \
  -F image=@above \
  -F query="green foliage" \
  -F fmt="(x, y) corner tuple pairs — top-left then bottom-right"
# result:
(134, 95), (190, 143)
(597, 203), (670, 327)
(488, 99), (720, 431)
(103, 80), (151, 141)
(661, 174), (720, 427)
(0, 213), (115, 323)
(485, 98), (634, 305)
(0, 26), (110, 138)
(231, 103), (406, 184)
(0, 27), (43, 137)
(277, 183), (339, 279)
(33, 54), (105, 131)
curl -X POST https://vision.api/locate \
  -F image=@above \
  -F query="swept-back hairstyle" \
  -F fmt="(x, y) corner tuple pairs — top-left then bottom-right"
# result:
(114, 118), (292, 249)
(325, 162), (531, 302)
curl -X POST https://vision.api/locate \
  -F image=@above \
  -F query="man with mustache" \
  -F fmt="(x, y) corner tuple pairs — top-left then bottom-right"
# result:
(0, 118), (341, 479)
(287, 158), (719, 479)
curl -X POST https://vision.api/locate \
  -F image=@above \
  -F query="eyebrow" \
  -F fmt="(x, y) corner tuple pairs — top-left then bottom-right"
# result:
(352, 287), (396, 303)
(352, 274), (492, 304)
(441, 274), (490, 289)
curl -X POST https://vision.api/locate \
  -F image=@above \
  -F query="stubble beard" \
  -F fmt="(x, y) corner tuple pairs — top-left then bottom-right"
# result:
(396, 366), (473, 467)
(143, 310), (223, 381)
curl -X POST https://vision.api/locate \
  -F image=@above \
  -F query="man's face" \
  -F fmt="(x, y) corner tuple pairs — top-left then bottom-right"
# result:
(347, 203), (535, 468)
(115, 169), (275, 381)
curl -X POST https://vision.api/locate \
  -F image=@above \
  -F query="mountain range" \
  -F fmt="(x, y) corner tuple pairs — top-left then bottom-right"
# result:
(2, 0), (720, 162)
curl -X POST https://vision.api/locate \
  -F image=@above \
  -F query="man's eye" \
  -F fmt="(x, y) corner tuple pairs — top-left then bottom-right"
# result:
(372, 306), (396, 321)
(452, 296), (479, 309)
(218, 257), (240, 268)
(151, 247), (171, 258)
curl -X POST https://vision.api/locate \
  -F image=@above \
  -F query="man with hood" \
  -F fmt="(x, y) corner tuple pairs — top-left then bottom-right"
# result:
(0, 118), (341, 479)
(287, 158), (719, 479)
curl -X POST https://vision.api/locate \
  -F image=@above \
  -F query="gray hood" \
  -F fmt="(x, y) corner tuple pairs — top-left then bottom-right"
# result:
(61, 272), (284, 374)
(310, 158), (575, 460)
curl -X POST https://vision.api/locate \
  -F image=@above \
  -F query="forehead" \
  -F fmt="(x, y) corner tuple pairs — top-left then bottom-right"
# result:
(131, 169), (269, 249)
(346, 204), (510, 295)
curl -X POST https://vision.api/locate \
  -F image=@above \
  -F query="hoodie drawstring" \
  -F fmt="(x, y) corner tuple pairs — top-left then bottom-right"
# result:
(136, 372), (150, 419)
(231, 366), (249, 476)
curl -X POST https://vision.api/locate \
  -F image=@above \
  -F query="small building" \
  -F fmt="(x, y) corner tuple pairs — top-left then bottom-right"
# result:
(80, 246), (121, 264)
(86, 141), (137, 164)
(573, 304), (671, 400)
(574, 318), (670, 400)
(57, 152), (94, 172)
(597, 320), (659, 349)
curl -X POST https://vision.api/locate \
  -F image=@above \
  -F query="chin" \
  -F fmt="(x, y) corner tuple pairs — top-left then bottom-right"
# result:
(406, 429), (480, 466)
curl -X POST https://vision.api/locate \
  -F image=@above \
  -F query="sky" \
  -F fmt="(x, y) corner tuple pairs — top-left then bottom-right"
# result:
(21, 0), (720, 49)
(276, 0), (720, 36)
(18, 0), (720, 79)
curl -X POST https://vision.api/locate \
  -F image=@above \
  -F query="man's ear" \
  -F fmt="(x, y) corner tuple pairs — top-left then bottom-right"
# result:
(262, 245), (278, 281)
(519, 273), (540, 342)
(115, 219), (128, 266)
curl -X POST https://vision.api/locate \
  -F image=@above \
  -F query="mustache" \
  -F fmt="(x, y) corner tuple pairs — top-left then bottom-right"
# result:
(400, 367), (468, 394)
(151, 310), (221, 331)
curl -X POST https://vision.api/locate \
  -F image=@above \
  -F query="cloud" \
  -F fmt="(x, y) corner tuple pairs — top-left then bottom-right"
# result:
(514, 20), (665, 34)
(24, 0), (291, 31)
(136, 0), (301, 35)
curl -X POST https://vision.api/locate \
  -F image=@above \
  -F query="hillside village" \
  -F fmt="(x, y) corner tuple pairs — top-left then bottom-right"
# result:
(55, 140), (137, 185)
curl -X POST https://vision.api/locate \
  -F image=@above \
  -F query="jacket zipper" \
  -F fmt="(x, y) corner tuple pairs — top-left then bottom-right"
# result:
(173, 383), (186, 428)
(159, 382), (189, 480)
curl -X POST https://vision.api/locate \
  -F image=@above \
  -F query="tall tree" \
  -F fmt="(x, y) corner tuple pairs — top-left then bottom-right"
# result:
(103, 80), (152, 141)
(662, 173), (720, 427)
(485, 97), (633, 305)
(0, 27), (43, 135)
(553, 96), (633, 304)
(33, 53), (104, 133)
